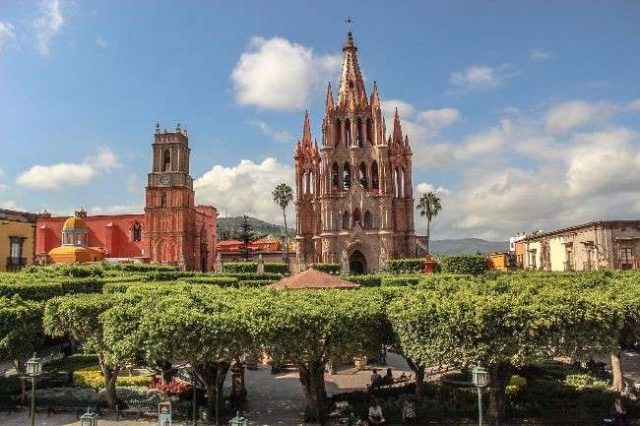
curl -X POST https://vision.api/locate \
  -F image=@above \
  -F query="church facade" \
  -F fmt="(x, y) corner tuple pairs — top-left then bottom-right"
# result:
(295, 32), (416, 274)
(36, 124), (217, 271)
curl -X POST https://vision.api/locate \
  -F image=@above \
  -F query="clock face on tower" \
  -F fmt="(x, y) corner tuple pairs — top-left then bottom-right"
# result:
(160, 174), (171, 185)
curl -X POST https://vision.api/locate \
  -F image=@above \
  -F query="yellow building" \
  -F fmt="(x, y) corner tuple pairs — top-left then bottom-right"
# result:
(48, 216), (105, 264)
(0, 209), (38, 272)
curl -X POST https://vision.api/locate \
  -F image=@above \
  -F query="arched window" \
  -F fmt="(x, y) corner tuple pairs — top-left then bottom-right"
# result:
(132, 222), (142, 242)
(366, 118), (374, 145)
(356, 118), (363, 147)
(342, 162), (351, 189)
(358, 162), (368, 189)
(400, 167), (406, 198)
(371, 161), (379, 190)
(163, 149), (171, 172)
(309, 170), (314, 194)
(335, 119), (341, 147)
(353, 208), (361, 226)
(160, 192), (167, 207)
(342, 211), (350, 230)
(364, 211), (373, 229)
(332, 162), (340, 190)
(345, 118), (351, 147)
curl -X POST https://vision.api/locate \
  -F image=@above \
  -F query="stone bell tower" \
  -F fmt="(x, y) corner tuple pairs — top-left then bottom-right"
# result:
(144, 122), (197, 270)
(295, 32), (416, 274)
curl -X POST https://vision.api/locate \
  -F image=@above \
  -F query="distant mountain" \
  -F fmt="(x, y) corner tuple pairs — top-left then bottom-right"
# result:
(425, 238), (509, 256)
(217, 216), (291, 240)
(217, 217), (508, 255)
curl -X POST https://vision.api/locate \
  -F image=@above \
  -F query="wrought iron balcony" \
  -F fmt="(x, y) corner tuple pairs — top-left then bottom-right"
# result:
(6, 257), (27, 272)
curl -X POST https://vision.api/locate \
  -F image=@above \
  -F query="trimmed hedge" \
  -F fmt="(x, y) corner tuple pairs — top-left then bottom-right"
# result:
(344, 275), (382, 287)
(381, 276), (420, 287)
(386, 258), (425, 273)
(439, 255), (487, 275)
(312, 263), (341, 274)
(264, 262), (289, 274)
(223, 262), (257, 273)
(74, 368), (153, 389)
(181, 276), (239, 286)
(0, 278), (103, 301)
(238, 279), (275, 288)
(220, 272), (283, 281)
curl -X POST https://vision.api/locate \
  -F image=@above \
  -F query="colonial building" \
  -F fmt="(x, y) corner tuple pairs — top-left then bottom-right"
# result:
(519, 220), (640, 271)
(0, 209), (38, 272)
(36, 124), (218, 271)
(295, 32), (416, 274)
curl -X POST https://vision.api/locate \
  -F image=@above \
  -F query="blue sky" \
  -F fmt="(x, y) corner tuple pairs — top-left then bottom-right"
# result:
(1, 1), (640, 240)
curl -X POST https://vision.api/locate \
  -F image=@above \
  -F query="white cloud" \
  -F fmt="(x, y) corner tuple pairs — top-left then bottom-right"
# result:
(416, 108), (460, 130)
(95, 35), (108, 49)
(566, 128), (640, 196)
(34, 0), (64, 56)
(416, 182), (450, 195)
(90, 204), (143, 215)
(16, 147), (119, 190)
(248, 120), (294, 144)
(627, 99), (640, 112)
(456, 119), (513, 161)
(194, 158), (294, 222)
(0, 21), (16, 54)
(382, 99), (416, 119)
(231, 36), (341, 110)
(530, 49), (552, 61)
(17, 163), (95, 190)
(0, 200), (20, 210)
(450, 66), (500, 90)
(545, 100), (618, 134)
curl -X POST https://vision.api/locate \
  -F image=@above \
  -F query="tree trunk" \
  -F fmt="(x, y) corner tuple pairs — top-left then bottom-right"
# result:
(230, 361), (247, 406)
(193, 361), (230, 425)
(426, 219), (431, 255)
(611, 350), (625, 394)
(298, 361), (327, 423)
(415, 365), (426, 398)
(487, 363), (511, 425)
(282, 208), (288, 263)
(14, 359), (26, 405)
(98, 354), (120, 410)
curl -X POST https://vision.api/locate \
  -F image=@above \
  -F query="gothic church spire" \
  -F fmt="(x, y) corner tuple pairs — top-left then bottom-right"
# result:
(337, 32), (368, 110)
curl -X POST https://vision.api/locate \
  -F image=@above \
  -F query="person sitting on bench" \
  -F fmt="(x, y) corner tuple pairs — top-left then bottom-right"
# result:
(368, 399), (386, 425)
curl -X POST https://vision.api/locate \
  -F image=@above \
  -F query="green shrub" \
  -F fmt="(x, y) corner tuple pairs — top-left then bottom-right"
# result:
(0, 282), (64, 301)
(238, 279), (275, 288)
(97, 386), (161, 408)
(44, 354), (99, 373)
(264, 262), (289, 274)
(102, 262), (177, 273)
(182, 276), (239, 287)
(506, 374), (528, 396)
(103, 282), (138, 294)
(439, 255), (487, 275)
(0, 376), (21, 396)
(312, 263), (341, 274)
(344, 275), (382, 287)
(28, 386), (98, 407)
(386, 258), (424, 273)
(219, 272), (282, 281)
(381, 276), (420, 286)
(565, 373), (609, 390)
(223, 262), (257, 273)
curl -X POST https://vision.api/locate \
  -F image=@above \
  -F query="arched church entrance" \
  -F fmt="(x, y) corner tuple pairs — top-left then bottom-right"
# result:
(349, 250), (367, 275)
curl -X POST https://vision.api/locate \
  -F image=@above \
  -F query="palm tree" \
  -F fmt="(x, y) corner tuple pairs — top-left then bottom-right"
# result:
(416, 191), (442, 255)
(272, 183), (294, 262)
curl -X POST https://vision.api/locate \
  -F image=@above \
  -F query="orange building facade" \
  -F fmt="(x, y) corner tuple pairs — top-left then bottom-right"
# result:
(36, 124), (218, 271)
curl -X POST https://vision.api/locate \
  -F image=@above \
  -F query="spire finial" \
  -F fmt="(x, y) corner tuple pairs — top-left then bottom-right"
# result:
(155, 121), (161, 134)
(176, 121), (182, 133)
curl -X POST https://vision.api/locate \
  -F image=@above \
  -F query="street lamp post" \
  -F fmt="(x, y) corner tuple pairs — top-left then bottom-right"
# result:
(472, 366), (490, 426)
(26, 353), (42, 426)
(80, 408), (98, 426)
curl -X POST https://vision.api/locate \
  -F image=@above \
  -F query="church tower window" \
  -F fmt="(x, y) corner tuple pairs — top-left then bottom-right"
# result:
(332, 162), (340, 190)
(162, 149), (171, 172)
(160, 192), (167, 207)
(343, 162), (351, 189)
(345, 118), (351, 147)
(364, 211), (373, 229)
(335, 119), (341, 147)
(132, 222), (142, 242)
(356, 118), (363, 147)
(353, 208), (361, 226)
(358, 162), (368, 189)
(371, 161), (379, 190)
(342, 211), (350, 230)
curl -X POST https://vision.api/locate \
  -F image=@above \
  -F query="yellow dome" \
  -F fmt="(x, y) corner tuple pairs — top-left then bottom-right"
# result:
(63, 216), (87, 230)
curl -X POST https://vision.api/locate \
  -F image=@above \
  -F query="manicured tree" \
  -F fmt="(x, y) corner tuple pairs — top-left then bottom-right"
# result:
(272, 182), (294, 262)
(0, 295), (44, 404)
(102, 287), (253, 426)
(416, 191), (442, 255)
(43, 293), (121, 409)
(247, 289), (388, 422)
